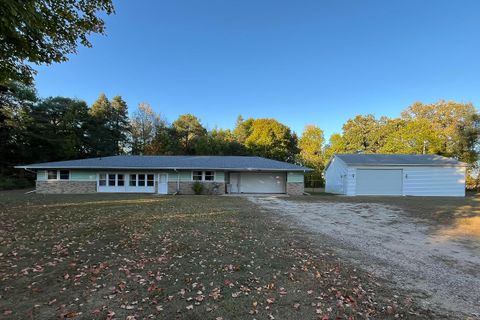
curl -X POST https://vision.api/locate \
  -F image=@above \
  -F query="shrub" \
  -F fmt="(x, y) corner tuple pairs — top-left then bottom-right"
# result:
(0, 176), (34, 190)
(192, 181), (204, 195)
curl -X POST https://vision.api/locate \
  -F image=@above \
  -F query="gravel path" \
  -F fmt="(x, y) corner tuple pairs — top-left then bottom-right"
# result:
(248, 196), (480, 319)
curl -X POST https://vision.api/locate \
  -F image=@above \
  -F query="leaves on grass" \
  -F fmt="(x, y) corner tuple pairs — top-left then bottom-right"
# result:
(0, 194), (431, 319)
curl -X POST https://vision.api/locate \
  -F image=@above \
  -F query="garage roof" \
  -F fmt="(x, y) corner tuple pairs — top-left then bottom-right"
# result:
(15, 155), (312, 172)
(334, 154), (467, 167)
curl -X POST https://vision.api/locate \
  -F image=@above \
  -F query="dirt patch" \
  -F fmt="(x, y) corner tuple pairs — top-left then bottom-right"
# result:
(248, 196), (480, 319)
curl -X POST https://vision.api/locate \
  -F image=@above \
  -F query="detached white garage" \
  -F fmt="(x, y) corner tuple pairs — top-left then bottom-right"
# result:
(325, 154), (466, 197)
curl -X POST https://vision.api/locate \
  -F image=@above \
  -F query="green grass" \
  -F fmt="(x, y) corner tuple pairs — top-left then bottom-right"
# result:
(0, 191), (435, 319)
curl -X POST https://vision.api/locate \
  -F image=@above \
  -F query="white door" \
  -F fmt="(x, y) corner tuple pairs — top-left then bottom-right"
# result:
(230, 173), (240, 193)
(238, 172), (286, 193)
(356, 169), (402, 196)
(158, 173), (168, 194)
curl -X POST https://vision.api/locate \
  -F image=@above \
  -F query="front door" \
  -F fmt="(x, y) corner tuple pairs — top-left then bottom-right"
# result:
(158, 173), (168, 194)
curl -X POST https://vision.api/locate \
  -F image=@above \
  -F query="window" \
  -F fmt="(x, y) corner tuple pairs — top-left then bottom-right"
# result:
(192, 171), (215, 181)
(147, 174), (154, 187)
(204, 171), (215, 181)
(193, 171), (203, 181)
(108, 174), (116, 186)
(129, 174), (136, 186)
(48, 170), (57, 180)
(138, 174), (145, 186)
(117, 174), (124, 186)
(59, 170), (69, 180)
(99, 174), (106, 186)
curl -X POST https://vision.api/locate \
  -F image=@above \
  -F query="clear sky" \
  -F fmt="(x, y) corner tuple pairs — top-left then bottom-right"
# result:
(34, 0), (480, 139)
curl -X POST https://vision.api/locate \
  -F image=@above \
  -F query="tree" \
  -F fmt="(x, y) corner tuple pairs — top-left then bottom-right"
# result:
(380, 118), (443, 154)
(28, 97), (91, 162)
(110, 96), (130, 153)
(401, 100), (477, 158)
(0, 0), (114, 85)
(298, 125), (325, 170)
(87, 93), (129, 156)
(323, 133), (346, 164)
(196, 128), (246, 156)
(245, 118), (297, 161)
(341, 115), (381, 153)
(0, 82), (38, 173)
(130, 102), (162, 154)
(233, 115), (254, 143)
(172, 114), (206, 154)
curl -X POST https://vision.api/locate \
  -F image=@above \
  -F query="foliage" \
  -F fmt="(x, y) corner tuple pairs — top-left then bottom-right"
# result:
(192, 181), (204, 195)
(245, 118), (298, 162)
(0, 176), (33, 190)
(172, 114), (207, 154)
(130, 102), (163, 154)
(298, 125), (325, 170)
(0, 0), (114, 85)
(88, 93), (129, 156)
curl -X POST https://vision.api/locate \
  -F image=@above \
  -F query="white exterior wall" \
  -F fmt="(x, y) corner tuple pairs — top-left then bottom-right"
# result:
(325, 157), (349, 194)
(402, 166), (465, 197)
(346, 165), (465, 197)
(326, 154), (466, 197)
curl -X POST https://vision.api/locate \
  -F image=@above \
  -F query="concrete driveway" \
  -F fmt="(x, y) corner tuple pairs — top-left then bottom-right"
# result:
(248, 196), (480, 319)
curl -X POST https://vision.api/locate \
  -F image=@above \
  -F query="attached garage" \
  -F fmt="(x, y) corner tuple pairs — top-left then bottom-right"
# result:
(229, 172), (286, 194)
(325, 154), (466, 197)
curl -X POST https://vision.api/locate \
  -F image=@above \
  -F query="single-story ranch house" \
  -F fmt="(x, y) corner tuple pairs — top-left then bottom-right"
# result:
(16, 155), (312, 195)
(325, 154), (466, 197)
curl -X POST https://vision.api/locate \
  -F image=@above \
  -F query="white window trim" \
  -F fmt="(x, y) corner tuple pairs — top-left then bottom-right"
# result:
(97, 172), (156, 188)
(47, 169), (70, 181)
(191, 170), (216, 182)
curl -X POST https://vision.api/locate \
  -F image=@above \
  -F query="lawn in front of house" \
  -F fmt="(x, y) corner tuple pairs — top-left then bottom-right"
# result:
(0, 191), (433, 319)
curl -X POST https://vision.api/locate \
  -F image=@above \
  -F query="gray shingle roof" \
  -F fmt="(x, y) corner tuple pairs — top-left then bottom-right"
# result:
(15, 155), (312, 172)
(334, 154), (466, 167)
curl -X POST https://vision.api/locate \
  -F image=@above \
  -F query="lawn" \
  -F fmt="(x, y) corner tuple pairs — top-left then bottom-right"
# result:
(0, 191), (434, 319)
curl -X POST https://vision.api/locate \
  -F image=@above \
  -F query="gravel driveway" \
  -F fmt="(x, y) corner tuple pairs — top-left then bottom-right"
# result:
(248, 196), (480, 319)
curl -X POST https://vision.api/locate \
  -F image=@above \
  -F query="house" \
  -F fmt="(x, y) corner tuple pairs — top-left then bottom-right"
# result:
(325, 154), (466, 197)
(15, 155), (312, 195)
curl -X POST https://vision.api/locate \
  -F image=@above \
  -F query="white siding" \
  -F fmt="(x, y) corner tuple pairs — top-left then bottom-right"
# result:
(345, 167), (356, 196)
(403, 166), (465, 197)
(325, 157), (348, 194)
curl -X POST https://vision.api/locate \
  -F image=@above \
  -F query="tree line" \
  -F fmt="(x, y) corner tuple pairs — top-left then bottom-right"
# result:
(1, 81), (479, 188)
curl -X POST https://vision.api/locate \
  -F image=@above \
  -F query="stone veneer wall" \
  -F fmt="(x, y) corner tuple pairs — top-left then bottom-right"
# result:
(36, 181), (97, 194)
(286, 182), (304, 195)
(168, 181), (225, 195)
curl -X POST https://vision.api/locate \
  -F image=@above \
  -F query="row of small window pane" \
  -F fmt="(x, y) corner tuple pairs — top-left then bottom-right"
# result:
(192, 171), (215, 181)
(99, 173), (153, 187)
(47, 170), (69, 180)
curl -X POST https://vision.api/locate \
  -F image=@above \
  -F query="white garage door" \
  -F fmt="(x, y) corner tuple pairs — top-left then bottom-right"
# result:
(235, 172), (286, 193)
(356, 169), (402, 196)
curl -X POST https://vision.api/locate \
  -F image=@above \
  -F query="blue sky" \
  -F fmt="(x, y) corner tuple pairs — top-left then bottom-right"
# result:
(35, 0), (480, 139)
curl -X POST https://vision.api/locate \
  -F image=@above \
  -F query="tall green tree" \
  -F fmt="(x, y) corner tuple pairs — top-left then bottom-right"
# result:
(245, 118), (297, 162)
(323, 133), (346, 163)
(172, 114), (207, 154)
(0, 82), (37, 173)
(88, 93), (129, 156)
(0, 0), (114, 85)
(28, 97), (91, 162)
(110, 96), (130, 153)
